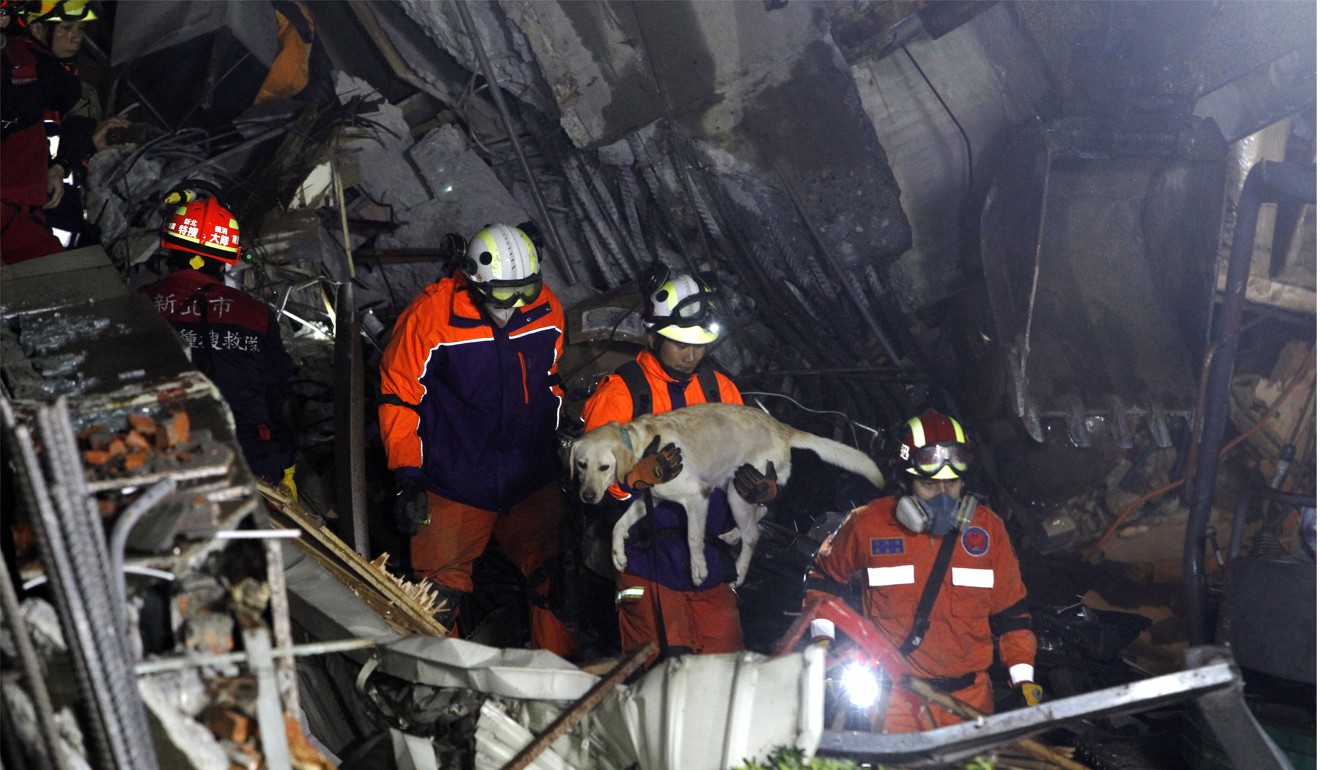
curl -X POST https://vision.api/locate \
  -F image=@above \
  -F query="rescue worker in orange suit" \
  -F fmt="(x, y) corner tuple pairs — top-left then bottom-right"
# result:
(0, 0), (81, 263)
(379, 223), (577, 659)
(805, 409), (1040, 732)
(138, 185), (299, 493)
(580, 266), (778, 668)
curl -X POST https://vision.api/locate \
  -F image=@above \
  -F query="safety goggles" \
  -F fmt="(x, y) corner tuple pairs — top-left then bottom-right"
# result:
(474, 275), (542, 309)
(906, 442), (972, 478)
(666, 290), (718, 327)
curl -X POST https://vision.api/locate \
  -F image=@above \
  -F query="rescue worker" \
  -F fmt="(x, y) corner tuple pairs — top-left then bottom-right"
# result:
(138, 185), (299, 492)
(379, 223), (577, 659)
(22, 0), (128, 249)
(0, 0), (80, 263)
(580, 266), (778, 668)
(805, 409), (1039, 732)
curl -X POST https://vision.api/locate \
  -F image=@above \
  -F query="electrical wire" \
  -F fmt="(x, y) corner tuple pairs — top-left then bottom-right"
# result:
(741, 390), (880, 450)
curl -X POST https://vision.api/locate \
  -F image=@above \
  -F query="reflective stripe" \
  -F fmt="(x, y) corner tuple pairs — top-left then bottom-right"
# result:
(867, 565), (915, 586)
(1009, 663), (1035, 685)
(951, 567), (994, 588)
(616, 586), (645, 605)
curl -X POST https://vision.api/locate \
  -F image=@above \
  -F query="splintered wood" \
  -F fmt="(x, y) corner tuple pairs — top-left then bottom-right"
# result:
(367, 553), (449, 617)
(258, 482), (450, 637)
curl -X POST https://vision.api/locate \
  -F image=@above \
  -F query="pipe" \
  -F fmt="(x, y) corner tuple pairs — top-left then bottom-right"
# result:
(1183, 160), (1316, 644)
(334, 282), (370, 559)
(455, 1), (580, 285)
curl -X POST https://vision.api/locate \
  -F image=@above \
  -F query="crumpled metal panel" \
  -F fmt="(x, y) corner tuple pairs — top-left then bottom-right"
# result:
(598, 647), (825, 770)
(852, 3), (1052, 311)
(980, 120), (1225, 446)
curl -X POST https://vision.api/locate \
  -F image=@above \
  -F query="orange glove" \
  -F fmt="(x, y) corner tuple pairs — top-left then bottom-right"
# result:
(734, 461), (779, 504)
(622, 435), (683, 490)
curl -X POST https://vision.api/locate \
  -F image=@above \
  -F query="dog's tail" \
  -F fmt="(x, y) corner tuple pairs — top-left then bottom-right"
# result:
(788, 431), (886, 487)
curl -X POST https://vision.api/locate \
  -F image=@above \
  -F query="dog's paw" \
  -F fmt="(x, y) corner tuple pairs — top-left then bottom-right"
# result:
(718, 527), (741, 545)
(690, 558), (708, 586)
(613, 546), (629, 573)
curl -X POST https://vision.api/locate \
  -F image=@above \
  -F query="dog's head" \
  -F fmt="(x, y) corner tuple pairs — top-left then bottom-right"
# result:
(568, 421), (637, 504)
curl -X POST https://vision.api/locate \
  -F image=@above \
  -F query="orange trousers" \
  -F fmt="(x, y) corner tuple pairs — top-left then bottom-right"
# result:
(880, 671), (994, 733)
(614, 572), (743, 669)
(411, 482), (577, 659)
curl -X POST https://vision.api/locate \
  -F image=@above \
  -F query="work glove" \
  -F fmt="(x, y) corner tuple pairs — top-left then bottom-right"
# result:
(393, 479), (430, 536)
(622, 435), (683, 491)
(733, 461), (779, 504)
(1017, 681), (1044, 707)
(279, 464), (299, 502)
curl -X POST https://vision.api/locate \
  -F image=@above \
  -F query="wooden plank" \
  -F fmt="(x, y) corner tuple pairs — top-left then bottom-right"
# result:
(258, 483), (451, 637)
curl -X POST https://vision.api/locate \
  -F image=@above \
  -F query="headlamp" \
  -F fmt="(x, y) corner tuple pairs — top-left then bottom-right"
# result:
(840, 663), (882, 708)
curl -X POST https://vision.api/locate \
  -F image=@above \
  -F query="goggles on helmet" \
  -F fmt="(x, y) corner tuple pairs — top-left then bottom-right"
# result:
(902, 441), (972, 478)
(471, 274), (543, 309)
(27, 0), (99, 23)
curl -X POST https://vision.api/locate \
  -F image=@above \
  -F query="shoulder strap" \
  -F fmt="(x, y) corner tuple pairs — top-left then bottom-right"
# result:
(899, 530), (959, 656)
(695, 363), (723, 404)
(616, 359), (651, 417)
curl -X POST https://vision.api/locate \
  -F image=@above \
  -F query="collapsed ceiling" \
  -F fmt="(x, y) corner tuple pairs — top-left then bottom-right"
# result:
(1, 1), (1315, 769)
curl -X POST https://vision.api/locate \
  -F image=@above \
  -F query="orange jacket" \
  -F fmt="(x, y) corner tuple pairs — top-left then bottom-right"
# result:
(379, 272), (564, 511)
(581, 348), (742, 432)
(580, 348), (744, 589)
(811, 496), (1035, 680)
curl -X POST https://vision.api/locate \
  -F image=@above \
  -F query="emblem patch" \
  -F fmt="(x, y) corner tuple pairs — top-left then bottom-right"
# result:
(870, 537), (905, 556)
(961, 526), (990, 557)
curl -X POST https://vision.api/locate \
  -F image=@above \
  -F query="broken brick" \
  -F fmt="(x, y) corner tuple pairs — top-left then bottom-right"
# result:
(164, 411), (191, 447)
(127, 414), (157, 435)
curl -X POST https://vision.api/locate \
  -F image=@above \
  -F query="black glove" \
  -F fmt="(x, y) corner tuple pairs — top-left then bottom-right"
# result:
(622, 435), (683, 490)
(393, 479), (430, 536)
(734, 461), (779, 504)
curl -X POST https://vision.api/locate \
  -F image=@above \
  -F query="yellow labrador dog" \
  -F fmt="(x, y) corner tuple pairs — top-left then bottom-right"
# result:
(570, 403), (885, 587)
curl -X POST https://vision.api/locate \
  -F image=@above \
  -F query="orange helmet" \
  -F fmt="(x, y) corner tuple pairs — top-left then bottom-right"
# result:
(161, 193), (241, 266)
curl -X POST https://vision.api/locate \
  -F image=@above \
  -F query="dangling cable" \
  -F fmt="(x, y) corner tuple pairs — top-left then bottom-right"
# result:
(901, 45), (973, 194)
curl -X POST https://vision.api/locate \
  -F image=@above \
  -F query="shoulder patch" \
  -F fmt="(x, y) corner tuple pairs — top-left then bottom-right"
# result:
(870, 537), (905, 556)
(961, 526), (990, 557)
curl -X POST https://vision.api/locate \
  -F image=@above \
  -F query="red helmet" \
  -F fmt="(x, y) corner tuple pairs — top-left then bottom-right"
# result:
(161, 195), (241, 266)
(898, 409), (971, 480)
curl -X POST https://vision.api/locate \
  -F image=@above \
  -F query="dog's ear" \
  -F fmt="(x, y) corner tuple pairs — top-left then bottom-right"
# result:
(567, 439), (578, 480)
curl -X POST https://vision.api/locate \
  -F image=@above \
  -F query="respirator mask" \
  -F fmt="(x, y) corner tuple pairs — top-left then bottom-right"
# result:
(895, 492), (976, 536)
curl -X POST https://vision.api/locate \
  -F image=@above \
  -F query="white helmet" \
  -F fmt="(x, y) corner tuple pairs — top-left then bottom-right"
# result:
(463, 224), (543, 308)
(643, 270), (721, 345)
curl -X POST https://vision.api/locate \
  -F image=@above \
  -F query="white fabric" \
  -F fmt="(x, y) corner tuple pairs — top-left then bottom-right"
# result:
(1009, 663), (1036, 686)
(867, 565), (915, 587)
(809, 618), (836, 641)
(950, 567), (994, 588)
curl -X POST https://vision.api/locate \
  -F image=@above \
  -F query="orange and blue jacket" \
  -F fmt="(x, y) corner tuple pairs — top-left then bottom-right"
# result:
(580, 348), (743, 590)
(379, 272), (564, 512)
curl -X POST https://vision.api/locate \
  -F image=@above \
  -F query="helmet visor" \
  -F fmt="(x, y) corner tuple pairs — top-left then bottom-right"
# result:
(908, 442), (972, 478)
(475, 275), (542, 309)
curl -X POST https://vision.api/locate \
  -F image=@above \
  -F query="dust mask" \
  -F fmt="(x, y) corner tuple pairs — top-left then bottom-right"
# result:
(484, 304), (515, 327)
